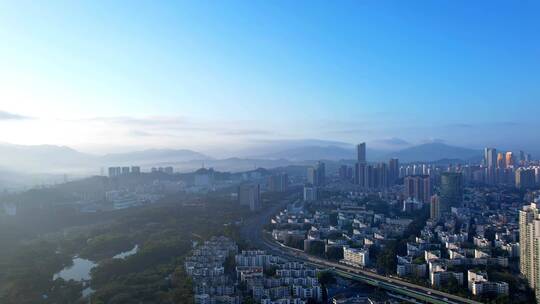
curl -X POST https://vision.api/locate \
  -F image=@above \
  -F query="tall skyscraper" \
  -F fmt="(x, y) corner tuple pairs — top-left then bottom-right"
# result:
(519, 202), (540, 302)
(357, 143), (366, 164)
(389, 158), (399, 186)
(375, 162), (388, 189)
(307, 162), (325, 186)
(497, 152), (505, 169)
(307, 167), (317, 185)
(364, 164), (374, 189)
(355, 142), (367, 187)
(316, 161), (326, 186)
(516, 168), (536, 190)
(484, 147), (497, 168)
(430, 194), (440, 220)
(440, 172), (463, 212)
(355, 162), (366, 186)
(520, 150), (526, 163)
(268, 173), (289, 192)
(506, 152), (515, 168)
(484, 147), (497, 184)
(238, 183), (261, 212)
(404, 175), (431, 203)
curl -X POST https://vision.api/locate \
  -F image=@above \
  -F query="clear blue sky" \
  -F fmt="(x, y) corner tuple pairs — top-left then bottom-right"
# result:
(0, 1), (538, 153)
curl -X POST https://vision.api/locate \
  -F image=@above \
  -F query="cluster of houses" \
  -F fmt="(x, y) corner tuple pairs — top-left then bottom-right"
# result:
(185, 236), (324, 304)
(235, 250), (323, 303)
(185, 236), (241, 304)
(396, 190), (518, 298)
(271, 200), (413, 269)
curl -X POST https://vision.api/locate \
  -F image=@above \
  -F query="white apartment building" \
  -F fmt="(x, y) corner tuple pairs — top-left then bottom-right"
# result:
(468, 270), (509, 296)
(342, 246), (369, 267)
(519, 201), (540, 302)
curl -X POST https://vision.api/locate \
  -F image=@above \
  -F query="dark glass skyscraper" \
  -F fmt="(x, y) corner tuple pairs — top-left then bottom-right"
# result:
(355, 142), (366, 187)
(440, 172), (463, 212)
(357, 142), (366, 164)
(389, 158), (399, 185)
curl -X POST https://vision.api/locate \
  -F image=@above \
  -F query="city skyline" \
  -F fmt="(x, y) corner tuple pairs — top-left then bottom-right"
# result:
(1, 1), (539, 153)
(2, 2), (540, 304)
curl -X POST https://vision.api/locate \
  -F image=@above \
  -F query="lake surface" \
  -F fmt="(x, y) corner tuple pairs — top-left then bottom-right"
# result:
(53, 257), (96, 281)
(113, 244), (139, 259)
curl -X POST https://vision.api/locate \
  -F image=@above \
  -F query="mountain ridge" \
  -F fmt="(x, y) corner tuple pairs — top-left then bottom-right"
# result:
(383, 142), (481, 163)
(0, 142), (489, 174)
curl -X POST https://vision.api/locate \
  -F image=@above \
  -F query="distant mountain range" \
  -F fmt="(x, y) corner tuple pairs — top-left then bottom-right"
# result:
(254, 145), (354, 161)
(101, 149), (210, 164)
(0, 144), (210, 174)
(383, 143), (481, 163)
(0, 142), (487, 176)
(0, 144), (96, 173)
(251, 142), (483, 163)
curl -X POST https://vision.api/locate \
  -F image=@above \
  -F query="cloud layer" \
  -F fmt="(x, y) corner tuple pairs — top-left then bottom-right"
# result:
(0, 111), (31, 120)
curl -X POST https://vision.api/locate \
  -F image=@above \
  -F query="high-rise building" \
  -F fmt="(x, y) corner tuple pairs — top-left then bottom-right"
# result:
(497, 152), (505, 169)
(484, 147), (497, 184)
(440, 172), (463, 212)
(404, 175), (431, 203)
(375, 162), (388, 189)
(389, 158), (399, 186)
(307, 167), (317, 185)
(238, 183), (261, 212)
(121, 167), (130, 175)
(131, 166), (141, 174)
(519, 202), (540, 302)
(355, 143), (367, 187)
(516, 168), (536, 190)
(357, 143), (366, 164)
(307, 162), (325, 186)
(268, 173), (289, 192)
(355, 162), (366, 186)
(520, 150), (526, 163)
(303, 184), (318, 202)
(506, 152), (515, 168)
(430, 194), (440, 220)
(364, 164), (374, 189)
(108, 166), (122, 177)
(316, 161), (326, 186)
(484, 147), (497, 168)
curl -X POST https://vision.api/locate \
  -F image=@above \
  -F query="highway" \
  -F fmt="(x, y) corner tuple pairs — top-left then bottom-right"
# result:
(241, 199), (482, 304)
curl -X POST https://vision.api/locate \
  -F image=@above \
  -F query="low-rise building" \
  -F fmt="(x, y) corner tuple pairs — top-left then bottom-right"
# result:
(342, 246), (369, 267)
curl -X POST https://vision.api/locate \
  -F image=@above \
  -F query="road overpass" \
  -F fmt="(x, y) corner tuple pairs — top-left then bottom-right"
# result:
(261, 233), (481, 304)
(240, 200), (482, 304)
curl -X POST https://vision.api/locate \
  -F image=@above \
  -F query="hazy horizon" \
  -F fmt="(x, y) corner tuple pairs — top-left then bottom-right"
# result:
(1, 1), (539, 154)
(1, 4), (540, 304)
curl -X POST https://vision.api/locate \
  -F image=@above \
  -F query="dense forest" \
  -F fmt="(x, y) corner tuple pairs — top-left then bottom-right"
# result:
(0, 192), (252, 304)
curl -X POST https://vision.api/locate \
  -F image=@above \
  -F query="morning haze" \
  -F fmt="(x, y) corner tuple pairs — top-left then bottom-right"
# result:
(0, 2), (539, 304)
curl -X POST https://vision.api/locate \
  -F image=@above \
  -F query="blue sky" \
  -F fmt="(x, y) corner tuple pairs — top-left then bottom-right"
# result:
(0, 1), (538, 154)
